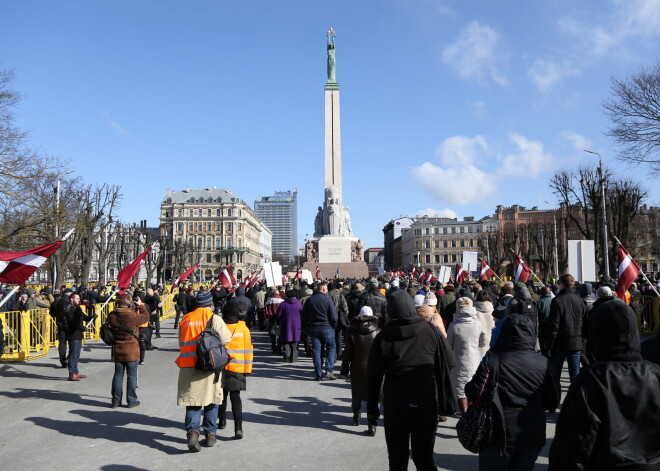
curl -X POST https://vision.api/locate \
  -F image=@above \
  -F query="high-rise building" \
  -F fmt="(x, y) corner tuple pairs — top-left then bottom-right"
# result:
(254, 189), (298, 266)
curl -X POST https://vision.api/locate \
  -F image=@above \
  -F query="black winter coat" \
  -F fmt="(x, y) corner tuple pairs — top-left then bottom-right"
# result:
(357, 289), (387, 325)
(466, 314), (560, 452)
(64, 304), (95, 341)
(367, 291), (456, 417)
(549, 288), (587, 351)
(550, 298), (660, 470)
(341, 314), (380, 401)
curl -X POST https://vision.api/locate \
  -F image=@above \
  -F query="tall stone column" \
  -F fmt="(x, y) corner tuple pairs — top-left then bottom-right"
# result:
(324, 28), (342, 203)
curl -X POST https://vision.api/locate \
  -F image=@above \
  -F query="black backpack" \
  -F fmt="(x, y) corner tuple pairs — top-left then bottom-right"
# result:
(195, 328), (230, 383)
(100, 312), (139, 346)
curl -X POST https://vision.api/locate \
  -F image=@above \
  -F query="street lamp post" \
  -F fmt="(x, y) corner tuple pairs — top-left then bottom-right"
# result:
(583, 150), (610, 278)
(544, 201), (560, 279)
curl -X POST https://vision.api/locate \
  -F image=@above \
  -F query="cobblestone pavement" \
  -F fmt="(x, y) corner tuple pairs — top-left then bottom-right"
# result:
(1, 322), (566, 470)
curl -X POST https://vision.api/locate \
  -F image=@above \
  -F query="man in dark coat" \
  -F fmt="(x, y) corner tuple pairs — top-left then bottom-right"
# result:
(64, 293), (96, 381)
(548, 274), (587, 382)
(549, 295), (660, 470)
(536, 286), (554, 357)
(357, 280), (387, 327)
(301, 282), (338, 381)
(340, 305), (380, 434)
(108, 296), (149, 408)
(466, 314), (560, 468)
(50, 288), (73, 368)
(367, 290), (455, 470)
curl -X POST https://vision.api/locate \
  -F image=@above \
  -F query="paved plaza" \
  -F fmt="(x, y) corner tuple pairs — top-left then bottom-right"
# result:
(1, 321), (567, 470)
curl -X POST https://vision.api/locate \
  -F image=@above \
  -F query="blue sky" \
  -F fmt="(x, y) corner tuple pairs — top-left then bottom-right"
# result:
(2, 0), (659, 250)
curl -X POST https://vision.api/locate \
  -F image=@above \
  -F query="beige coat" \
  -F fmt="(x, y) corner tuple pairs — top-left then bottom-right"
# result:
(474, 301), (495, 357)
(416, 305), (447, 337)
(176, 311), (232, 407)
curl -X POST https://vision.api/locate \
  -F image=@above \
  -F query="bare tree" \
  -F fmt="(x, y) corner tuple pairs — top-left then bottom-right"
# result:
(604, 62), (660, 174)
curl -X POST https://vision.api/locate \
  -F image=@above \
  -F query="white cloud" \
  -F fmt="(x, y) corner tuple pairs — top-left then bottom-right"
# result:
(442, 21), (508, 86)
(101, 110), (134, 140)
(527, 59), (578, 93)
(415, 208), (458, 219)
(470, 101), (487, 118)
(560, 130), (593, 152)
(497, 133), (552, 178)
(436, 135), (488, 167)
(411, 161), (497, 206)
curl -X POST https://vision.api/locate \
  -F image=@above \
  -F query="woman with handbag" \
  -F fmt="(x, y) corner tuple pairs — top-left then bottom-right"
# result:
(465, 314), (560, 470)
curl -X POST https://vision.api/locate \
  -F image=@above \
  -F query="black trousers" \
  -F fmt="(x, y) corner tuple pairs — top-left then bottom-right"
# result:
(282, 341), (299, 362)
(256, 308), (265, 331)
(383, 398), (438, 471)
(219, 390), (242, 422)
(57, 329), (67, 365)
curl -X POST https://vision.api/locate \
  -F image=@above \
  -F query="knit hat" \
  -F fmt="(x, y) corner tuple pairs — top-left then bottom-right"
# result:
(26, 288), (36, 295)
(391, 278), (400, 288)
(457, 296), (473, 308)
(196, 290), (213, 308)
(425, 292), (437, 306)
(222, 302), (240, 324)
(444, 284), (455, 292)
(358, 306), (375, 317)
(414, 294), (425, 306)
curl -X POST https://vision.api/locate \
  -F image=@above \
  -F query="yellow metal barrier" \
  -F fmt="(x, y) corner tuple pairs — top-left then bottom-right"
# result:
(634, 295), (660, 335)
(1, 298), (177, 362)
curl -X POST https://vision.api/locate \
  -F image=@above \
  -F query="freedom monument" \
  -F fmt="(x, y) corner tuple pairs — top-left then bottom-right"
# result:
(303, 28), (368, 279)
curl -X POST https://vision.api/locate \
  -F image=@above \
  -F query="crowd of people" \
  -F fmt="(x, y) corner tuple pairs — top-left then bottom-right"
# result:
(2, 271), (660, 469)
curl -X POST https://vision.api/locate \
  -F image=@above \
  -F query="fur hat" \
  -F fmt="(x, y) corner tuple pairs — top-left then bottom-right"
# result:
(425, 292), (437, 306)
(196, 290), (213, 308)
(457, 296), (473, 308)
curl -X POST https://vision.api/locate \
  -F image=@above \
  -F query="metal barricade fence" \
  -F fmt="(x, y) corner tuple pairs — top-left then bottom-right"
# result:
(0, 309), (54, 362)
(633, 295), (660, 335)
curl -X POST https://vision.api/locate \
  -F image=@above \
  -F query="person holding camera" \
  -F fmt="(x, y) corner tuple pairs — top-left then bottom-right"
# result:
(109, 294), (149, 408)
(64, 293), (96, 381)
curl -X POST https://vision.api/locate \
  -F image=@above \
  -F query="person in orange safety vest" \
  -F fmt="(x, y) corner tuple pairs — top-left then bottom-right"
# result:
(217, 302), (253, 440)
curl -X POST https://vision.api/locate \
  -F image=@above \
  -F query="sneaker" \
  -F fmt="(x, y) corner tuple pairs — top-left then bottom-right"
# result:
(187, 430), (201, 453)
(138, 361), (144, 365)
(325, 372), (337, 381)
(127, 401), (141, 409)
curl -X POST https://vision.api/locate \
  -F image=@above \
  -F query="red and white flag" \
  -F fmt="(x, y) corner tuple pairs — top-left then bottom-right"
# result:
(479, 260), (495, 281)
(315, 265), (321, 280)
(218, 263), (237, 289)
(0, 240), (66, 285)
(455, 264), (467, 285)
(282, 273), (288, 285)
(294, 267), (302, 281)
(617, 243), (640, 300)
(117, 247), (153, 294)
(171, 260), (201, 292)
(247, 268), (263, 289)
(513, 253), (531, 283)
(409, 267), (418, 279)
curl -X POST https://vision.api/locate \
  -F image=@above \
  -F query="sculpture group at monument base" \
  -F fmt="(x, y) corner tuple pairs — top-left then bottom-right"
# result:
(302, 261), (369, 280)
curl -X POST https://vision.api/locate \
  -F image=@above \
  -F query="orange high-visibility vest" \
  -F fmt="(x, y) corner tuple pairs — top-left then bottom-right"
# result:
(225, 321), (253, 374)
(175, 307), (214, 368)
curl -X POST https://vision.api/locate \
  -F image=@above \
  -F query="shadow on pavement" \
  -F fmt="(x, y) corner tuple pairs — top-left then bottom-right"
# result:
(101, 466), (151, 471)
(25, 409), (186, 455)
(0, 387), (109, 408)
(435, 453), (478, 470)
(0, 363), (68, 381)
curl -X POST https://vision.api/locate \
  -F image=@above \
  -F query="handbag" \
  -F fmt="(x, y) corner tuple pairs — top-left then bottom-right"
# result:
(456, 351), (505, 454)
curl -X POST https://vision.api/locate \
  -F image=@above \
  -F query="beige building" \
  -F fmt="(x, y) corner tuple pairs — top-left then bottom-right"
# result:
(159, 187), (271, 282)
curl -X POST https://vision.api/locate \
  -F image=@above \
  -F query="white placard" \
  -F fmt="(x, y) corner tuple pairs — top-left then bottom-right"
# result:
(301, 269), (314, 284)
(263, 262), (284, 288)
(438, 266), (451, 284)
(568, 240), (596, 282)
(462, 251), (479, 273)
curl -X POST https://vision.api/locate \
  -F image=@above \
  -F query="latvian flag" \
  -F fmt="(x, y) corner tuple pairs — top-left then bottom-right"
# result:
(281, 273), (288, 285)
(117, 247), (153, 295)
(315, 265), (321, 280)
(409, 267), (418, 279)
(294, 267), (302, 281)
(218, 263), (237, 289)
(455, 264), (468, 285)
(0, 239), (66, 285)
(513, 253), (532, 283)
(479, 260), (495, 281)
(247, 268), (263, 289)
(171, 260), (201, 293)
(616, 243), (640, 301)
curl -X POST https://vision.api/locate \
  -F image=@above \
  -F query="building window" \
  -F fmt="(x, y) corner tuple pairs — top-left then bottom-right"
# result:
(237, 237), (242, 248)
(443, 254), (449, 263)
(226, 236), (232, 248)
(452, 254), (457, 262)
(414, 254), (419, 263)
(425, 228), (430, 235)
(215, 254), (221, 263)
(415, 241), (420, 249)
(178, 209), (183, 217)
(237, 223), (242, 231)
(443, 227), (448, 234)
(435, 254), (440, 263)
(197, 237), (202, 249)
(227, 209), (232, 217)
(425, 240), (431, 249)
(451, 227), (456, 234)
(207, 209), (211, 216)
(188, 222), (194, 232)
(434, 228), (439, 234)
(216, 223), (222, 231)
(443, 240), (448, 248)
(425, 254), (431, 264)
(177, 223), (184, 232)
(165, 211), (171, 218)
(452, 240), (457, 248)
(434, 240), (440, 249)
(460, 239), (465, 248)
(206, 222), (211, 231)
(469, 239), (474, 247)
(216, 237), (221, 248)
(468, 226), (473, 233)
(216, 209), (221, 216)
(197, 223), (203, 231)
(460, 227), (464, 233)
(226, 222), (233, 231)
(206, 237), (212, 249)
(206, 254), (211, 263)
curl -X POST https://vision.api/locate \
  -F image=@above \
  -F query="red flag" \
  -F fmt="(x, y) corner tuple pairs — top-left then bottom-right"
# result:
(117, 247), (153, 294)
(282, 273), (288, 284)
(617, 244), (640, 300)
(479, 260), (495, 281)
(513, 253), (531, 283)
(171, 260), (201, 292)
(455, 264), (467, 285)
(294, 267), (302, 281)
(409, 267), (418, 279)
(0, 240), (65, 285)
(247, 268), (263, 289)
(218, 263), (237, 289)
(315, 265), (321, 280)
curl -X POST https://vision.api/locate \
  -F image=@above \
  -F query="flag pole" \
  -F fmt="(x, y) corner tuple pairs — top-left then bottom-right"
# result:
(509, 249), (544, 284)
(613, 236), (660, 299)
(478, 257), (505, 284)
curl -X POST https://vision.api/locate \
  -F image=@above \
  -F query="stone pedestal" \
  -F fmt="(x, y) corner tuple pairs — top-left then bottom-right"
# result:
(304, 235), (368, 279)
(302, 261), (369, 280)
(318, 237), (352, 263)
